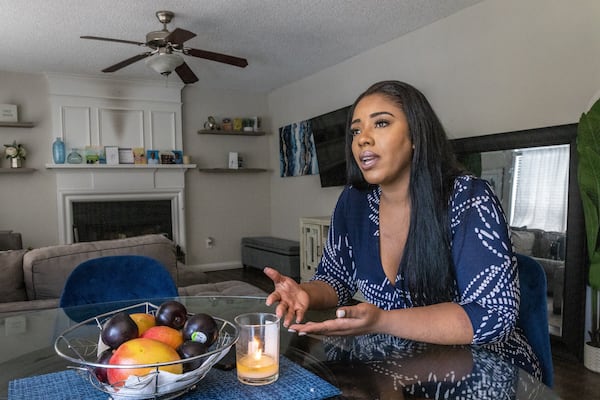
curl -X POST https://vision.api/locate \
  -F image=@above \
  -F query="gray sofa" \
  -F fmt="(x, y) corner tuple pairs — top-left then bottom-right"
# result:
(0, 234), (266, 316)
(510, 226), (565, 314)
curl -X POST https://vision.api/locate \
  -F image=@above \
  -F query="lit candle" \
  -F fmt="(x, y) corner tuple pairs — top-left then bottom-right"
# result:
(235, 313), (280, 385)
(237, 337), (279, 379)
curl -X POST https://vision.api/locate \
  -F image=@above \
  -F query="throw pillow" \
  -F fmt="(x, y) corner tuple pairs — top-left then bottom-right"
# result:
(511, 230), (536, 256)
(0, 249), (28, 302)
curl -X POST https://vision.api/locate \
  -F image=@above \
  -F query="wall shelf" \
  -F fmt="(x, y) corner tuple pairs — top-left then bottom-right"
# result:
(197, 130), (266, 136)
(0, 168), (36, 173)
(0, 122), (36, 128)
(198, 168), (268, 173)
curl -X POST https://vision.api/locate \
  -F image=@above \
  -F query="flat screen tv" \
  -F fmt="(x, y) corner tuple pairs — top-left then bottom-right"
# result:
(311, 106), (351, 187)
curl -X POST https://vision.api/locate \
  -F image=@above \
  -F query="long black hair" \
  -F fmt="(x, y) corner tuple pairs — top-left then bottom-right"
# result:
(345, 80), (462, 305)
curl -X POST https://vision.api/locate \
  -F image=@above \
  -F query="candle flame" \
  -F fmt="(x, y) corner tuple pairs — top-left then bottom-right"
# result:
(251, 337), (262, 360)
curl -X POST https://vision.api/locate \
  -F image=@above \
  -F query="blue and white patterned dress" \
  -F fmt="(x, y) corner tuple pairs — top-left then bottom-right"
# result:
(311, 175), (541, 379)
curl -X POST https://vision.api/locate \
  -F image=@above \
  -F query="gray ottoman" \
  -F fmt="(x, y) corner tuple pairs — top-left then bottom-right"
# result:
(241, 236), (300, 279)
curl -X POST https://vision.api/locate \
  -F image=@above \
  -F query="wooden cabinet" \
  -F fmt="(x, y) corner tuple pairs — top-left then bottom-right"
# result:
(299, 216), (330, 282)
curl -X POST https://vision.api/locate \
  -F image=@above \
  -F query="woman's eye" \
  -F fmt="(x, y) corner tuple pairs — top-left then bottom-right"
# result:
(374, 119), (389, 128)
(350, 128), (361, 136)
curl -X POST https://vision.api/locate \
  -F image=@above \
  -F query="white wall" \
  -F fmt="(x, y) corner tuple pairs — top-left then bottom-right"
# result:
(0, 71), (58, 248)
(181, 85), (270, 267)
(267, 0), (600, 240)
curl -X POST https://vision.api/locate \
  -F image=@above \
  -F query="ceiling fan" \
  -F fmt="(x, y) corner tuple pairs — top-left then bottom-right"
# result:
(81, 10), (248, 84)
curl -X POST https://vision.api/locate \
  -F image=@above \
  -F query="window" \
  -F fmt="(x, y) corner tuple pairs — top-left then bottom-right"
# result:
(509, 145), (569, 232)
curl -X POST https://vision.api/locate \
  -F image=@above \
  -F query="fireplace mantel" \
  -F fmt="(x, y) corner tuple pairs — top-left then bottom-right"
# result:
(46, 164), (196, 170)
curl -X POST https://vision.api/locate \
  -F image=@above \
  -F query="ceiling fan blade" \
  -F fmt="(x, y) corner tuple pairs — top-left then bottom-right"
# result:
(102, 52), (153, 73)
(175, 62), (199, 84)
(81, 36), (145, 46)
(165, 28), (196, 46)
(185, 48), (248, 68)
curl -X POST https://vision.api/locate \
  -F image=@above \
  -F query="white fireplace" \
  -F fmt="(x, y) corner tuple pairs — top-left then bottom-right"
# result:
(50, 165), (193, 253)
(45, 74), (192, 252)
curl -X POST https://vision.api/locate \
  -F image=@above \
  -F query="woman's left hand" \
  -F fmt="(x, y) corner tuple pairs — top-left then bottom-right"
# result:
(288, 302), (383, 336)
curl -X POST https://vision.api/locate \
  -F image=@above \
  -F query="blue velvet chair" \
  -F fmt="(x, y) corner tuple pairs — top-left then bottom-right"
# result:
(515, 253), (554, 387)
(59, 255), (178, 320)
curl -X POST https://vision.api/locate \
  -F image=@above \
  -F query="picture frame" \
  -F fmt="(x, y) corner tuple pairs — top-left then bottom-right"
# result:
(0, 104), (18, 122)
(105, 146), (119, 165)
(172, 150), (183, 164)
(160, 151), (176, 164)
(146, 150), (160, 165)
(133, 147), (146, 164)
(118, 148), (134, 164)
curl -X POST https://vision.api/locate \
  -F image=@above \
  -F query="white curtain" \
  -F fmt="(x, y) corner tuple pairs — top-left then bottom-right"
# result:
(509, 145), (569, 232)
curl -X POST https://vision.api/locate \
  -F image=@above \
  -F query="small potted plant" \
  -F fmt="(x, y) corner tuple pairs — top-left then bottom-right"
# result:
(577, 98), (600, 372)
(4, 140), (27, 168)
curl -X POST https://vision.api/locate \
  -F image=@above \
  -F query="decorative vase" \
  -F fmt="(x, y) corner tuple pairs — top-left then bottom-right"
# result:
(584, 342), (600, 373)
(52, 137), (65, 164)
(10, 157), (22, 168)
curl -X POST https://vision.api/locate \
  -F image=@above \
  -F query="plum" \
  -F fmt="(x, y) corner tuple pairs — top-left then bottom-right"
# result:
(177, 340), (208, 372)
(101, 312), (138, 349)
(182, 313), (218, 346)
(155, 301), (188, 330)
(94, 348), (113, 383)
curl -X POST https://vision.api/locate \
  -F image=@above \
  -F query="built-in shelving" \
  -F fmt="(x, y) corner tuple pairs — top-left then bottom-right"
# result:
(198, 129), (268, 171)
(0, 122), (36, 128)
(197, 130), (266, 136)
(198, 168), (268, 173)
(0, 168), (36, 173)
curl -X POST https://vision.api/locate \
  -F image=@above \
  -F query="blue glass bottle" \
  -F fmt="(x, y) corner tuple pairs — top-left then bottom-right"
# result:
(52, 137), (65, 164)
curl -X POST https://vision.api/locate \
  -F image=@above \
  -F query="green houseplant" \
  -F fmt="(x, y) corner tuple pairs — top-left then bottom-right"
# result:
(577, 98), (600, 371)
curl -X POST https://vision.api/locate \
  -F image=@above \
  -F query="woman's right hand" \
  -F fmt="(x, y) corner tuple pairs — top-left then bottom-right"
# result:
(264, 267), (310, 327)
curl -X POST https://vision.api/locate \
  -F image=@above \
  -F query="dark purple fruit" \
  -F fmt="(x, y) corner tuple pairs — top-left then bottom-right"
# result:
(182, 313), (218, 346)
(177, 340), (208, 372)
(155, 301), (188, 330)
(94, 348), (113, 383)
(101, 312), (138, 349)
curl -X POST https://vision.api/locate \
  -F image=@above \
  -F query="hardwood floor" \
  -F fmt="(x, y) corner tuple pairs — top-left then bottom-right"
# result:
(204, 268), (600, 399)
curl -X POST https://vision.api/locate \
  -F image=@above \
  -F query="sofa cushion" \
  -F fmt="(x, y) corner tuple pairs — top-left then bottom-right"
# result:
(23, 234), (177, 300)
(0, 250), (28, 302)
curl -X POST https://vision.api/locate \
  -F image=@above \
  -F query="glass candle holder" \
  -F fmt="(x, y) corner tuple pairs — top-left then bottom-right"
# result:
(234, 312), (280, 386)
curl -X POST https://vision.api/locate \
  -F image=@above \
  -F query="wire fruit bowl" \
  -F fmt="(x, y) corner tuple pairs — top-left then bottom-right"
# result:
(54, 302), (238, 400)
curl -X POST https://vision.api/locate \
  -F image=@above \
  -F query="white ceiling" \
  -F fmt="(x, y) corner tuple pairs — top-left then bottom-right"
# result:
(1, 0), (482, 93)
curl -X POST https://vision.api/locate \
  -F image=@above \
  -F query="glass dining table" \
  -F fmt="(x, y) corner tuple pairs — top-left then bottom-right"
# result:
(0, 296), (561, 399)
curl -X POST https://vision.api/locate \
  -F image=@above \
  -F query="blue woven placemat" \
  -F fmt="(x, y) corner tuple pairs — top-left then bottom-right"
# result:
(9, 356), (340, 400)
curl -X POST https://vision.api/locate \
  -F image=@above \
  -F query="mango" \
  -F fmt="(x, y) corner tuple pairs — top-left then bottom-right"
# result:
(107, 338), (182, 386)
(140, 325), (184, 349)
(129, 313), (156, 336)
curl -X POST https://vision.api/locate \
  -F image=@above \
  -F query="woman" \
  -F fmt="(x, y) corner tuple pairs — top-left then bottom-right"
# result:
(265, 80), (541, 379)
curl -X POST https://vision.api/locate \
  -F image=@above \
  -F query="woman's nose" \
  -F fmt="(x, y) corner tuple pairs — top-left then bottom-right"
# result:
(355, 129), (373, 146)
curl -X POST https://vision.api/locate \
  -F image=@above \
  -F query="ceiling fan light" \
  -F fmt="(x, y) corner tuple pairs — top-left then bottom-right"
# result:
(146, 53), (184, 75)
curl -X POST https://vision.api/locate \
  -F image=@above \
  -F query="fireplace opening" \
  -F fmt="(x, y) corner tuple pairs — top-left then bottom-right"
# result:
(72, 199), (173, 243)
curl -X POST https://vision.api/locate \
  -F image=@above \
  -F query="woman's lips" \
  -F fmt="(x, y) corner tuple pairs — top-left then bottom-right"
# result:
(359, 151), (379, 170)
